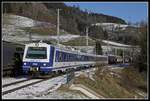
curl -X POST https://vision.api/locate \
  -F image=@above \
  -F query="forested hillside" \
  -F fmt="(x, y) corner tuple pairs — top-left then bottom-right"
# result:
(3, 2), (126, 40)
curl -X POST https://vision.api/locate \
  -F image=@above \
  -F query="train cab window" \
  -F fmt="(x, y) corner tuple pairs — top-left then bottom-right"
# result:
(26, 47), (47, 59)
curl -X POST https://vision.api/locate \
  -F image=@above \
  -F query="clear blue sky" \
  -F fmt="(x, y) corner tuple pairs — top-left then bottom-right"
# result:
(64, 2), (148, 24)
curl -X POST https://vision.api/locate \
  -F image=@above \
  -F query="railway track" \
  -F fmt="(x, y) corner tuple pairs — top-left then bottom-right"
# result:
(2, 69), (75, 95)
(2, 66), (98, 96)
(2, 78), (32, 88)
(2, 70), (64, 96)
(2, 78), (49, 95)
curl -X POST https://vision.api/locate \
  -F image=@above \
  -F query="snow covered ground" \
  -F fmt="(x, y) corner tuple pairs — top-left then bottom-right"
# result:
(3, 32), (80, 44)
(2, 76), (29, 86)
(2, 79), (42, 93)
(50, 34), (80, 42)
(2, 68), (96, 99)
(2, 75), (66, 99)
(3, 14), (36, 28)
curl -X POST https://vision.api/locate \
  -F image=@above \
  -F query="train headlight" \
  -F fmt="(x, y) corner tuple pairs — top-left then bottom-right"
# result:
(24, 63), (26, 65)
(43, 63), (46, 66)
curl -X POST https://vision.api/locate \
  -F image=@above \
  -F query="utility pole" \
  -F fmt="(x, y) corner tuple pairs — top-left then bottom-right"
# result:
(29, 10), (32, 42)
(86, 26), (89, 46)
(57, 8), (60, 46)
(107, 37), (109, 56)
(85, 10), (89, 50)
(28, 6), (36, 42)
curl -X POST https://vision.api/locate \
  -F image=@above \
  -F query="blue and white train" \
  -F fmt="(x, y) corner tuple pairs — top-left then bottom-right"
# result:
(22, 42), (108, 74)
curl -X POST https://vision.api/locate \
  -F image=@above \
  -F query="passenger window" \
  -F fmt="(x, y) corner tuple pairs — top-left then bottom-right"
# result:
(59, 52), (62, 62)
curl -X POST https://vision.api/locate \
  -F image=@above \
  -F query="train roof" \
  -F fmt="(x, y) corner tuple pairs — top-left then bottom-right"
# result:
(25, 42), (49, 46)
(25, 42), (107, 58)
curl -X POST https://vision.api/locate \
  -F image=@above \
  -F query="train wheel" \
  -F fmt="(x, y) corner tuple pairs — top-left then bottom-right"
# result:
(58, 70), (63, 74)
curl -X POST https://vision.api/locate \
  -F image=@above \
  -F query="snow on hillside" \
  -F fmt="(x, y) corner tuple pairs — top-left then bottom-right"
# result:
(102, 40), (132, 47)
(3, 14), (36, 41)
(2, 14), (80, 43)
(92, 23), (129, 31)
(50, 34), (80, 42)
(3, 14), (36, 27)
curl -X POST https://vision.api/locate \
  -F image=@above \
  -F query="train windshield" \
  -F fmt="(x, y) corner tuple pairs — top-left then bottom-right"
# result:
(26, 47), (47, 59)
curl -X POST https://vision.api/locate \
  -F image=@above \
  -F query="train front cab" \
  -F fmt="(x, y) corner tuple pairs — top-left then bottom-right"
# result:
(22, 43), (55, 74)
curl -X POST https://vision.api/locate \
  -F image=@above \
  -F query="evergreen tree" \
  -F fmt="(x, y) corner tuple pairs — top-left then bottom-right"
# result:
(95, 41), (102, 55)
